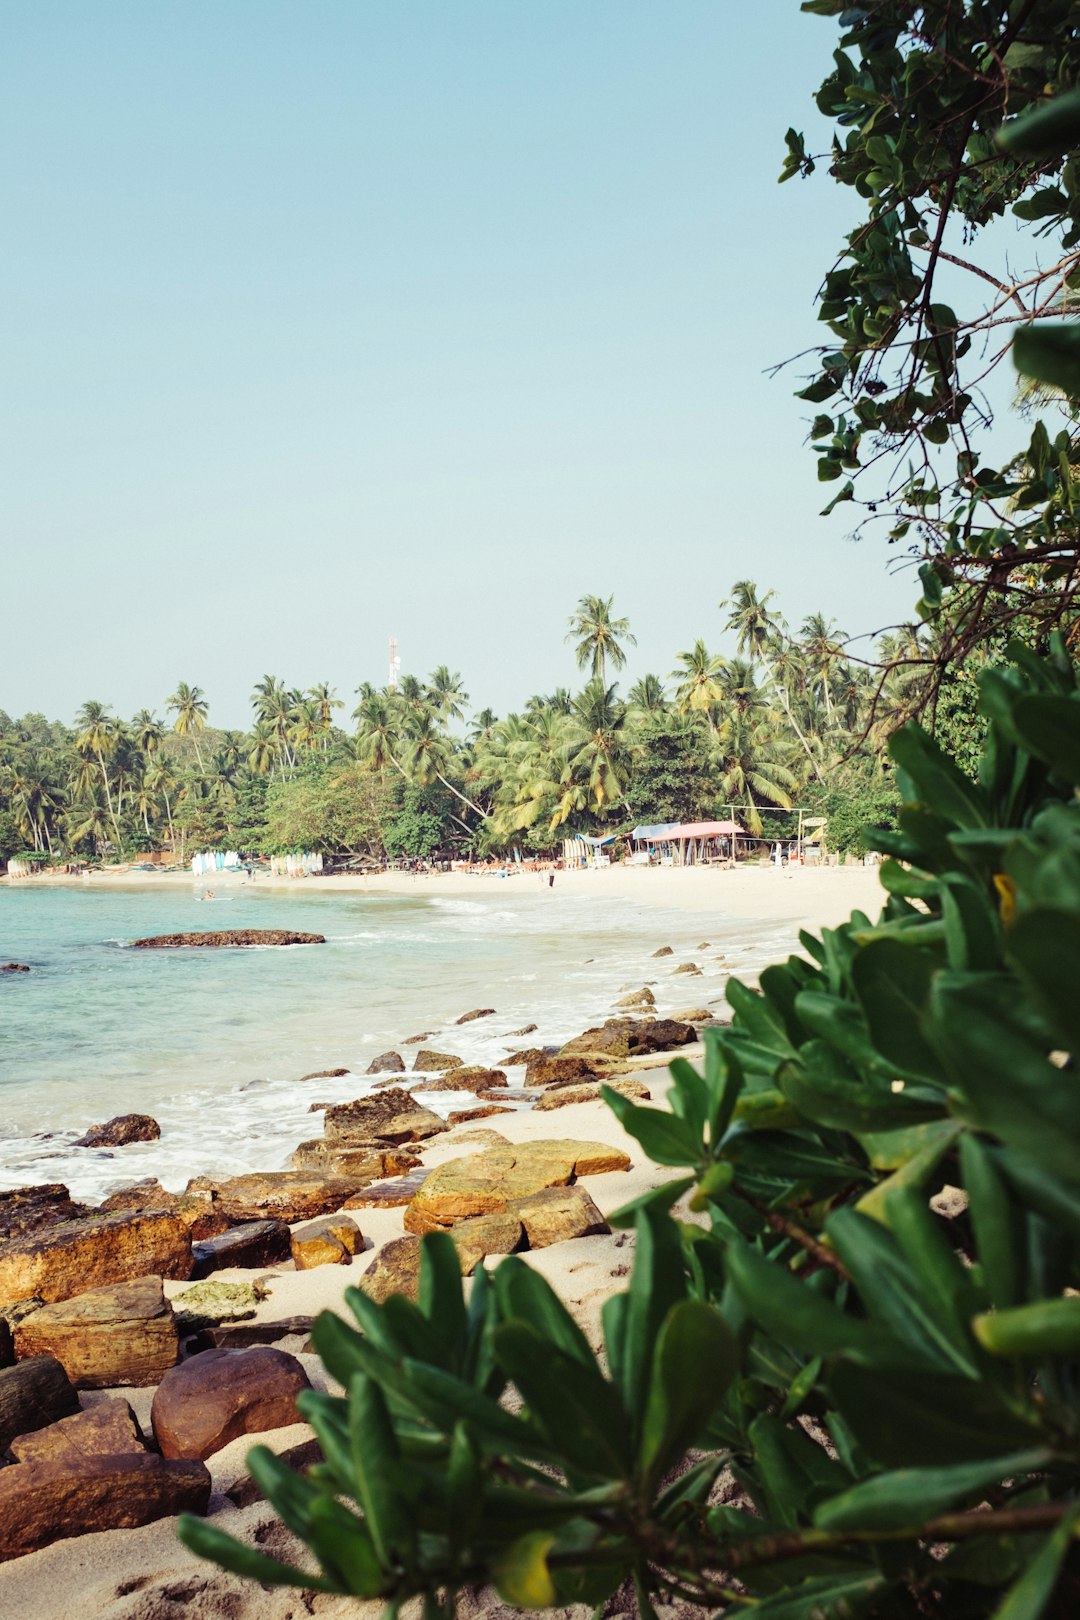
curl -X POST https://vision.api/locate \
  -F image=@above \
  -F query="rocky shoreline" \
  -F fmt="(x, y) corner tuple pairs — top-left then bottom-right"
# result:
(0, 945), (720, 1596)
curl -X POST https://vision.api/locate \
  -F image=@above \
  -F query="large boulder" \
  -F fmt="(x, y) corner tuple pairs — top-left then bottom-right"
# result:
(74, 1113), (161, 1148)
(172, 1279), (268, 1333)
(13, 1275), (179, 1388)
(214, 1171), (368, 1223)
(289, 1140), (422, 1178)
(0, 1450), (211, 1563)
(132, 930), (324, 948)
(97, 1180), (229, 1242)
(342, 1172), (428, 1210)
(365, 1051), (405, 1075)
(673, 962), (702, 976)
(508, 1186), (610, 1248)
(412, 1050), (464, 1074)
(191, 1219), (292, 1276)
(502, 1046), (554, 1067)
(651, 945), (674, 957)
(0, 1355), (80, 1451)
(558, 1017), (696, 1061)
(404, 1139), (630, 1235)
(9, 1397), (143, 1465)
(322, 1088), (437, 1145)
(615, 988), (656, 1010)
(151, 1346), (310, 1461)
(291, 1214), (362, 1270)
(0, 1184), (92, 1243)
(524, 1055), (609, 1087)
(450, 1213), (524, 1274)
(0, 1208), (193, 1308)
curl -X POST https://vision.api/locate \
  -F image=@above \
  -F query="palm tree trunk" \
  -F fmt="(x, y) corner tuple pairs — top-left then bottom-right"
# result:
(758, 649), (824, 783)
(96, 749), (124, 848)
(435, 771), (486, 819)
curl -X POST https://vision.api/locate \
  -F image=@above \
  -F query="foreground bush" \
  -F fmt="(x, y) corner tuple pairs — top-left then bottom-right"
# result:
(180, 640), (1080, 1617)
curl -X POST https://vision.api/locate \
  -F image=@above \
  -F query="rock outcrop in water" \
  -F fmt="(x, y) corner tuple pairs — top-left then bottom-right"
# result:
(131, 929), (325, 948)
(74, 1113), (160, 1148)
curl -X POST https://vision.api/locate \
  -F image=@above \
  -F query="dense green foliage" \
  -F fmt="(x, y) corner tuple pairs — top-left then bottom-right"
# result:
(789, 1), (1080, 666)
(0, 585), (911, 864)
(180, 643), (1080, 1617)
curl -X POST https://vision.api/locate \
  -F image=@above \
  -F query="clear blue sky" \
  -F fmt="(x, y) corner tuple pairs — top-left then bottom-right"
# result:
(3, 0), (917, 730)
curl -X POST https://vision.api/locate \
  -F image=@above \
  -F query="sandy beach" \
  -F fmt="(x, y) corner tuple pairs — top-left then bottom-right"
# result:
(0, 864), (884, 1620)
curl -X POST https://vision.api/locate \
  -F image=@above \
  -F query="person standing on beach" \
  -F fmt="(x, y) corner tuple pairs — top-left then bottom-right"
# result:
(548, 873), (555, 888)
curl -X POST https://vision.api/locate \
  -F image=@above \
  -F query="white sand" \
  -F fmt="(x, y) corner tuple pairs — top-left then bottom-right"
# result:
(0, 864), (884, 1617)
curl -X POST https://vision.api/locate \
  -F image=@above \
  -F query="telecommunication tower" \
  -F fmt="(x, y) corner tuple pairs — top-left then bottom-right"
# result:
(388, 637), (401, 692)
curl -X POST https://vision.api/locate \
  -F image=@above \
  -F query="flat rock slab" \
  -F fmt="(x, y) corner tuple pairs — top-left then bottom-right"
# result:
(9, 1397), (143, 1465)
(14, 1275), (179, 1389)
(507, 1186), (611, 1248)
(191, 1316), (315, 1352)
(191, 1218), (292, 1276)
(414, 1066), (507, 1094)
(322, 1088), (445, 1145)
(172, 1279), (267, 1332)
(447, 1104), (515, 1125)
(214, 1172), (367, 1223)
(533, 1076), (651, 1111)
(559, 1017), (696, 1061)
(404, 1139), (630, 1235)
(98, 1181), (229, 1242)
(455, 1008), (496, 1024)
(132, 930), (325, 948)
(0, 1208), (193, 1308)
(152, 1346), (311, 1461)
(411, 1050), (464, 1074)
(0, 1450), (211, 1563)
(342, 1172), (428, 1210)
(0, 1355), (80, 1452)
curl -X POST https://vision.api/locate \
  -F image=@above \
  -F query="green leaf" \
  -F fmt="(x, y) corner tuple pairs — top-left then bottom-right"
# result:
(638, 1301), (739, 1490)
(347, 1375), (414, 1566)
(607, 1176), (695, 1230)
(828, 1363), (1042, 1467)
(601, 1084), (701, 1167)
(889, 724), (989, 828)
(493, 1257), (598, 1370)
(493, 1320), (631, 1477)
(1009, 693), (1080, 782)
(748, 1569), (889, 1618)
(814, 1448), (1050, 1532)
(851, 938), (943, 1082)
(991, 1502), (1080, 1619)
(417, 1231), (467, 1369)
(1008, 907), (1080, 1054)
(725, 1239), (881, 1361)
(961, 1136), (1024, 1310)
(1013, 322), (1080, 398)
(623, 1206), (687, 1418)
(998, 89), (1080, 159)
(176, 1515), (337, 1593)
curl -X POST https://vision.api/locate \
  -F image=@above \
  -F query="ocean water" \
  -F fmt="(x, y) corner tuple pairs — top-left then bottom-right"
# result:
(0, 880), (793, 1201)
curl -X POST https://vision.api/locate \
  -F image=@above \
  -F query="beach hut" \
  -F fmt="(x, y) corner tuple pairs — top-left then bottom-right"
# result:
(630, 819), (742, 866)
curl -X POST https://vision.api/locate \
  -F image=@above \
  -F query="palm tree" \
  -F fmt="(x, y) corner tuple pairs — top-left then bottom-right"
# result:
(799, 613), (847, 724)
(554, 680), (628, 822)
(426, 667), (468, 723)
(673, 641), (726, 717)
(353, 692), (408, 778)
(398, 711), (486, 818)
(74, 700), (123, 847)
(716, 712), (798, 835)
(144, 758), (177, 847)
(132, 709), (164, 756)
(309, 682), (343, 739)
(167, 682), (209, 771)
(246, 721), (278, 777)
(566, 595), (636, 683)
(721, 581), (822, 782)
(626, 674), (668, 721)
(252, 676), (295, 773)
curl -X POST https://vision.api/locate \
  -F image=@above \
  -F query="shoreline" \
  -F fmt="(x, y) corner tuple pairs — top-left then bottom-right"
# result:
(0, 863), (886, 1617)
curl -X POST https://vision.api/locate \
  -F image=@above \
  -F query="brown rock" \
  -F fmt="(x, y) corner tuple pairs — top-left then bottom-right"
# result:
(508, 1186), (610, 1248)
(322, 1088), (422, 1143)
(651, 946), (674, 957)
(412, 1049), (464, 1074)
(416, 1067), (507, 1093)
(404, 1139), (630, 1234)
(361, 1235), (423, 1303)
(615, 988), (656, 1010)
(291, 1214), (362, 1270)
(342, 1173), (428, 1210)
(0, 1450), (211, 1562)
(450, 1214), (523, 1274)
(402, 1031), (433, 1044)
(502, 1046), (553, 1067)
(9, 1397), (143, 1465)
(225, 1436), (322, 1507)
(697, 941), (711, 950)
(1, 962), (30, 972)
(533, 1076), (651, 1111)
(447, 1104), (514, 1125)
(132, 930), (324, 948)
(455, 1007), (496, 1024)
(96, 1181), (230, 1243)
(299, 1066), (349, 1080)
(505, 1023), (538, 1037)
(673, 962), (702, 975)
(74, 1113), (161, 1148)
(478, 1087), (520, 1102)
(524, 1055), (608, 1087)
(192, 1316), (315, 1351)
(0, 1184), (92, 1243)
(192, 1219), (292, 1277)
(214, 1171), (366, 1223)
(672, 1008), (712, 1022)
(0, 1355), (80, 1452)
(14, 1276), (179, 1389)
(0, 1208), (193, 1308)
(365, 1051), (405, 1075)
(559, 1017), (696, 1062)
(0, 1318), (11, 1368)
(375, 1107), (449, 1145)
(152, 1346), (310, 1461)
(288, 1139), (383, 1177)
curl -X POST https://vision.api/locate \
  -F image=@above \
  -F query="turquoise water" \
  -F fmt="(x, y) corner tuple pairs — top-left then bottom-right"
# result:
(0, 880), (790, 1200)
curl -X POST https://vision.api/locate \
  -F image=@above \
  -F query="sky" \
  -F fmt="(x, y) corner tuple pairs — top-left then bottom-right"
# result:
(2, 0), (923, 730)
